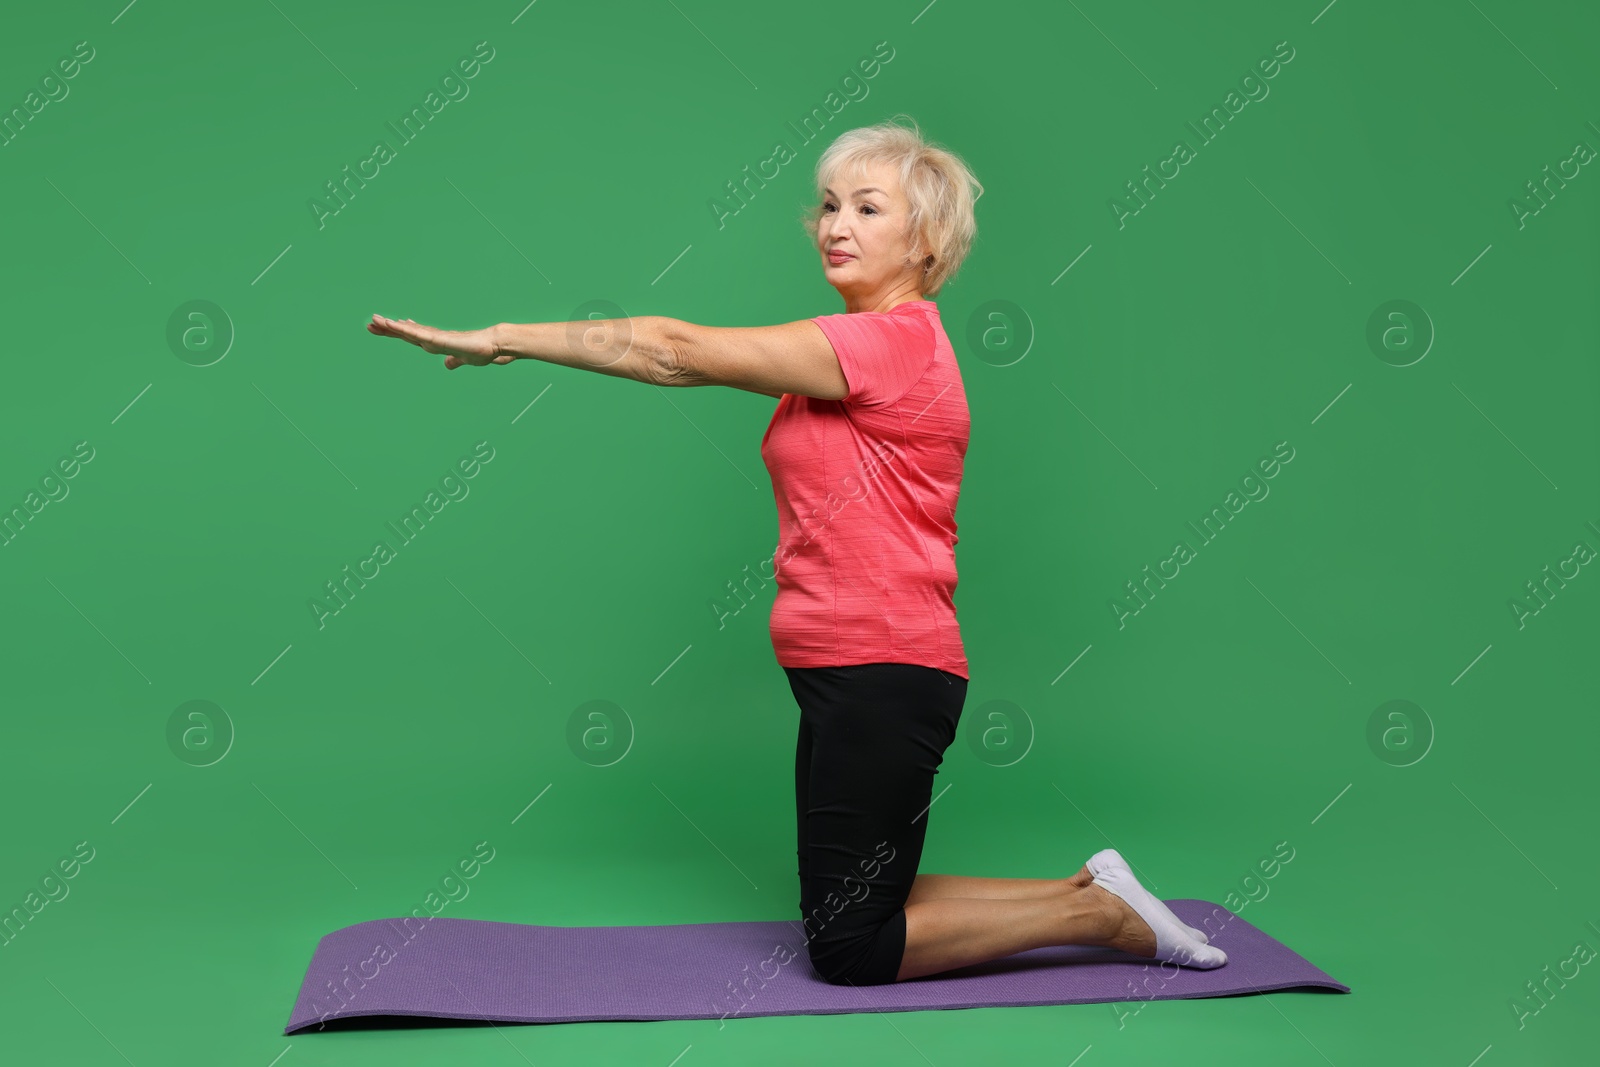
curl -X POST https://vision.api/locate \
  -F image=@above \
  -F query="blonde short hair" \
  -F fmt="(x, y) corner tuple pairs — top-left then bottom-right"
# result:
(802, 115), (983, 298)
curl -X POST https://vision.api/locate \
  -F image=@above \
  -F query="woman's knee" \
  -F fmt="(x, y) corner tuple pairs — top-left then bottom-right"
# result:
(805, 921), (902, 986)
(809, 940), (883, 986)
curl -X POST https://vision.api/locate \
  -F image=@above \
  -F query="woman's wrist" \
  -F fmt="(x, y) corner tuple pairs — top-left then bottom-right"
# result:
(490, 323), (512, 360)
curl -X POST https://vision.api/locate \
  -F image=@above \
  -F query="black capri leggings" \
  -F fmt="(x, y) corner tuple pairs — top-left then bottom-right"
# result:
(783, 662), (968, 986)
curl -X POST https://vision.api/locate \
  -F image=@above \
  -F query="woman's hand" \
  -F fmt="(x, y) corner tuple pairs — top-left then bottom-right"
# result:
(367, 314), (514, 370)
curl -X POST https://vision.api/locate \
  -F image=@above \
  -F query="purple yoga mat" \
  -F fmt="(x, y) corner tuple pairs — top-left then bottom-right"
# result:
(284, 898), (1348, 1033)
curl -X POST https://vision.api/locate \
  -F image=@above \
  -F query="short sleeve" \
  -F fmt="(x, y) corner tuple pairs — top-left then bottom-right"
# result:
(810, 306), (936, 407)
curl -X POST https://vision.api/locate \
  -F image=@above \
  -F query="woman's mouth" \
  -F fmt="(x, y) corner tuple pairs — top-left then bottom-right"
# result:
(828, 252), (854, 264)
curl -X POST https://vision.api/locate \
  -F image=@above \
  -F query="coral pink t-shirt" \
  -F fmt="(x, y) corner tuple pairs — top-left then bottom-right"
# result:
(759, 299), (970, 679)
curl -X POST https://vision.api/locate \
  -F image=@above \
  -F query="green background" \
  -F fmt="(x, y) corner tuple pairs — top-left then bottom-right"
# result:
(2, 0), (1595, 1064)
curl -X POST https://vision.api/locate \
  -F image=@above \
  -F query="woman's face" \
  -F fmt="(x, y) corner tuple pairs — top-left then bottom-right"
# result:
(817, 160), (925, 303)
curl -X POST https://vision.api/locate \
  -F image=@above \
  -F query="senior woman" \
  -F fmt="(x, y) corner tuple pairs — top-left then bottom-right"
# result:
(368, 117), (1226, 985)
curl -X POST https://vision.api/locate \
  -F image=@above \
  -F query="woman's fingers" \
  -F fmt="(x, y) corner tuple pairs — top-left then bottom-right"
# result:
(370, 314), (444, 353)
(370, 314), (428, 343)
(368, 314), (415, 342)
(402, 319), (441, 349)
(370, 314), (502, 367)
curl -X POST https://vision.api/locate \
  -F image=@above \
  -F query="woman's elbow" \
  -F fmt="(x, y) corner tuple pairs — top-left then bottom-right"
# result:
(648, 317), (703, 387)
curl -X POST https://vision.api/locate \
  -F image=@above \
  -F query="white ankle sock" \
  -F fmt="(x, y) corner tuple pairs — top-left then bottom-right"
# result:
(1089, 854), (1227, 969)
(1086, 848), (1210, 944)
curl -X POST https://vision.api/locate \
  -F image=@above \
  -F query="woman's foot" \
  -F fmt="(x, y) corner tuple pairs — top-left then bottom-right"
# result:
(1086, 862), (1227, 969)
(1084, 882), (1156, 957)
(1085, 848), (1211, 944)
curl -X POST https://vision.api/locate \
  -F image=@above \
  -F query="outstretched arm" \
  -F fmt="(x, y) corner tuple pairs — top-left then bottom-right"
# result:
(369, 312), (845, 400)
(368, 313), (673, 383)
